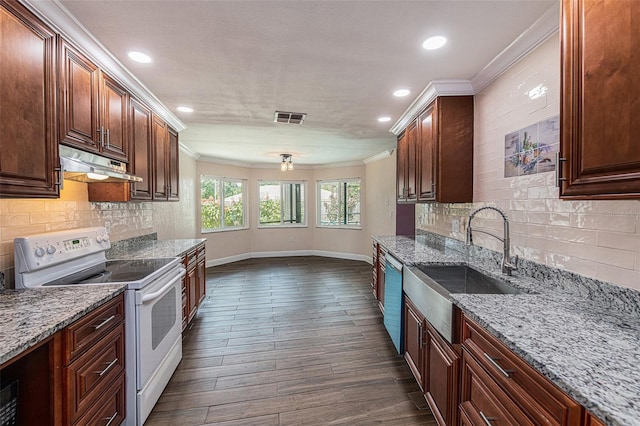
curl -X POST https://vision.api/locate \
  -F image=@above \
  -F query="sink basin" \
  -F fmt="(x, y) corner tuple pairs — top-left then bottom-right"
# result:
(403, 264), (522, 344)
(416, 265), (522, 295)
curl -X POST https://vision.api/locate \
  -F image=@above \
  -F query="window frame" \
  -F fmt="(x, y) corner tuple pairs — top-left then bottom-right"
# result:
(257, 180), (307, 228)
(200, 175), (249, 233)
(316, 178), (362, 229)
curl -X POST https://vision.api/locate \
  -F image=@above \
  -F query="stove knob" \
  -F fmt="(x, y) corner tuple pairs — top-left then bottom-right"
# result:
(34, 247), (45, 257)
(47, 245), (56, 255)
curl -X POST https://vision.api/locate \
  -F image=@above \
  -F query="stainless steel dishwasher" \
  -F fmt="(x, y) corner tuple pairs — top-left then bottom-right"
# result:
(383, 254), (403, 354)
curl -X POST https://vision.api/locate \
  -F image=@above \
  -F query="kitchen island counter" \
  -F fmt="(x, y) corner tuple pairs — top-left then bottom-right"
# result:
(374, 234), (640, 426)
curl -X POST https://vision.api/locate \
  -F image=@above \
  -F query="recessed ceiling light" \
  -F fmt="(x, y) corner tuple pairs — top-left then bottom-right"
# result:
(176, 106), (194, 113)
(378, 116), (392, 123)
(422, 36), (447, 50)
(128, 51), (152, 63)
(393, 89), (410, 97)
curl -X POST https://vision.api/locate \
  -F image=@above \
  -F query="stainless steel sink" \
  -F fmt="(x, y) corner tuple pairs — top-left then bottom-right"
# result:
(416, 265), (522, 295)
(403, 264), (522, 343)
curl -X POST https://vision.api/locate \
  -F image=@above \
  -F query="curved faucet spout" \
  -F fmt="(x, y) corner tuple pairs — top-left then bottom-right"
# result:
(466, 206), (518, 275)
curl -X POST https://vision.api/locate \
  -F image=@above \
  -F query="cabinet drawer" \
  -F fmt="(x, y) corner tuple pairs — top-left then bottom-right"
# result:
(73, 371), (125, 426)
(197, 243), (206, 259)
(66, 323), (125, 423)
(462, 316), (581, 426)
(460, 349), (534, 426)
(64, 294), (124, 363)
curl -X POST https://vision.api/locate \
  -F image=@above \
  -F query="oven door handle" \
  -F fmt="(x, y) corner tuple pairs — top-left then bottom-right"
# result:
(139, 268), (186, 304)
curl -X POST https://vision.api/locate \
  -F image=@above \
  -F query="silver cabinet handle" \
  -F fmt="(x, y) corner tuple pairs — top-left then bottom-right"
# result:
(55, 162), (64, 190)
(98, 126), (105, 147)
(93, 314), (115, 330)
(418, 324), (423, 349)
(479, 411), (495, 425)
(555, 152), (567, 187)
(104, 411), (118, 426)
(105, 128), (110, 148)
(96, 357), (118, 377)
(483, 352), (513, 378)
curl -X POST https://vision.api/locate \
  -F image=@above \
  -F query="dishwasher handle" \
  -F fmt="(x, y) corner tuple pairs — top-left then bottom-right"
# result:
(386, 254), (403, 272)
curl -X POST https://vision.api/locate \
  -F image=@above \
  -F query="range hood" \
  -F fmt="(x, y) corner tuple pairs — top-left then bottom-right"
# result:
(60, 145), (143, 183)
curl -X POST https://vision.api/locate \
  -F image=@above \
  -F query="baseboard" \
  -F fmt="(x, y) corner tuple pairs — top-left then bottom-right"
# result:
(206, 250), (371, 267)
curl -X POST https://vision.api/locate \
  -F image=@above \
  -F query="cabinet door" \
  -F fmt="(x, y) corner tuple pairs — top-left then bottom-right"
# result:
(396, 131), (408, 202)
(377, 250), (386, 312)
(405, 120), (418, 201)
(129, 98), (153, 200)
(372, 242), (379, 298)
(168, 126), (179, 201)
(187, 264), (198, 322)
(100, 72), (128, 162)
(59, 39), (101, 153)
(152, 115), (168, 200)
(425, 324), (459, 426)
(403, 297), (425, 390)
(560, 0), (640, 199)
(197, 258), (206, 305)
(417, 105), (436, 201)
(0, 0), (59, 198)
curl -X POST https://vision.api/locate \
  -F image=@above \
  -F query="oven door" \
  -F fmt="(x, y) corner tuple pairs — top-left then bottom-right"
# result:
(135, 266), (185, 389)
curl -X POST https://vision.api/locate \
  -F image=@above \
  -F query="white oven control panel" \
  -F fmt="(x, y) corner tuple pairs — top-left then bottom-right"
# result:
(14, 227), (110, 273)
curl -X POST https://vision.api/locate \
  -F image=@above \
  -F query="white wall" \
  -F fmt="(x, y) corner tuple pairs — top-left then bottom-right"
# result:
(417, 34), (640, 291)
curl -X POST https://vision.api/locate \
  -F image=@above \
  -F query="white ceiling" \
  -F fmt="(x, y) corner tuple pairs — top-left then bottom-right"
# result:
(57, 0), (558, 167)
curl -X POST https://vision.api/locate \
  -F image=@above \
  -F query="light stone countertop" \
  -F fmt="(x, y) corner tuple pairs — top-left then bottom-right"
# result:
(0, 285), (126, 365)
(106, 238), (207, 260)
(374, 234), (640, 426)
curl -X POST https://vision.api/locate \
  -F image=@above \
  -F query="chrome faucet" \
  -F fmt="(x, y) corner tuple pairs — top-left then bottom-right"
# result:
(466, 206), (518, 275)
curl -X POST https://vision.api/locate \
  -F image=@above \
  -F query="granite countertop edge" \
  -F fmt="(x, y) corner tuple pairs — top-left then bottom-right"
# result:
(374, 234), (640, 426)
(0, 285), (126, 365)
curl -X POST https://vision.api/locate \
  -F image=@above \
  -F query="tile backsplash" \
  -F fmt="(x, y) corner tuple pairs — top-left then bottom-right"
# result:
(417, 34), (640, 291)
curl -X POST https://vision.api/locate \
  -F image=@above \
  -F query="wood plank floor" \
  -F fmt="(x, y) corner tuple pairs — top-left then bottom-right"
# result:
(146, 257), (436, 425)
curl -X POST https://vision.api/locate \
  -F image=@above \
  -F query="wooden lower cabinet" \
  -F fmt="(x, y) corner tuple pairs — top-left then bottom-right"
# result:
(461, 314), (582, 426)
(460, 349), (534, 426)
(403, 297), (425, 390)
(425, 322), (459, 426)
(371, 241), (386, 313)
(63, 294), (126, 425)
(182, 243), (207, 329)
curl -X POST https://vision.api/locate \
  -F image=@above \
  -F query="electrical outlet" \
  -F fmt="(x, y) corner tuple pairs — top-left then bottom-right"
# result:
(451, 219), (460, 233)
(105, 221), (111, 233)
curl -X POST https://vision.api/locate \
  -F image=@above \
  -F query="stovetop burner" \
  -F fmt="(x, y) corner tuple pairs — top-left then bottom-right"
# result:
(41, 258), (178, 286)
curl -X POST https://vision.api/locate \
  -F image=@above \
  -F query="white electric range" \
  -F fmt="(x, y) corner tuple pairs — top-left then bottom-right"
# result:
(13, 227), (185, 425)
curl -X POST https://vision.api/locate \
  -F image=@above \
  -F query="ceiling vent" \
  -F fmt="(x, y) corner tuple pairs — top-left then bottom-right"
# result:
(274, 111), (307, 124)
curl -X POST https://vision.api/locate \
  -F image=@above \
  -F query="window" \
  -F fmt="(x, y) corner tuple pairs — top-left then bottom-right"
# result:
(258, 181), (306, 227)
(317, 179), (361, 228)
(201, 176), (247, 232)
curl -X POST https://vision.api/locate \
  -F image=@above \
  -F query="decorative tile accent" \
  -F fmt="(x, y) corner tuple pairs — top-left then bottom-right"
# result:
(504, 115), (559, 178)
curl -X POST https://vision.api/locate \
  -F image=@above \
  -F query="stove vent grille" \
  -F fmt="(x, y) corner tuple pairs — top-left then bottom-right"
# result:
(274, 111), (307, 124)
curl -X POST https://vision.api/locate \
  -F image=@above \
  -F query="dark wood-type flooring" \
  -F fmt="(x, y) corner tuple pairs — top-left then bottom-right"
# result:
(146, 256), (436, 425)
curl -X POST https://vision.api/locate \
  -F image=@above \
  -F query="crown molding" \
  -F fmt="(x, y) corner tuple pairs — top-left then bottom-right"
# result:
(390, 4), (559, 137)
(20, 0), (187, 132)
(363, 149), (394, 164)
(389, 80), (474, 135)
(179, 143), (200, 160)
(470, 4), (560, 93)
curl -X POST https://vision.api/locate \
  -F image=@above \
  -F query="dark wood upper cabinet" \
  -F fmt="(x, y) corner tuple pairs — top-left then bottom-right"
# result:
(397, 121), (417, 202)
(100, 72), (129, 161)
(59, 40), (128, 163)
(560, 0), (640, 199)
(396, 96), (473, 204)
(0, 0), (60, 198)
(152, 115), (168, 200)
(419, 96), (474, 203)
(168, 126), (180, 201)
(129, 97), (153, 200)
